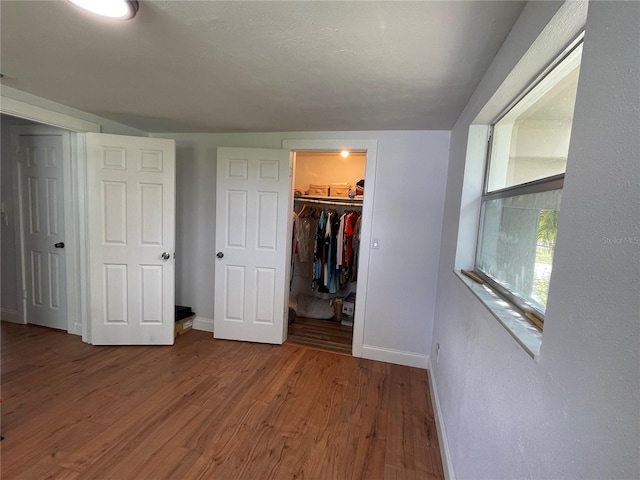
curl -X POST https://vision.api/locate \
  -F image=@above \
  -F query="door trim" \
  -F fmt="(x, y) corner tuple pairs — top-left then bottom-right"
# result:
(3, 95), (100, 338)
(1, 96), (100, 133)
(10, 125), (80, 334)
(282, 139), (378, 359)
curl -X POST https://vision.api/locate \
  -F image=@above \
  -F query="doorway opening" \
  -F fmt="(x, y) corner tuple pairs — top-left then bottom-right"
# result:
(286, 150), (367, 354)
(0, 114), (77, 333)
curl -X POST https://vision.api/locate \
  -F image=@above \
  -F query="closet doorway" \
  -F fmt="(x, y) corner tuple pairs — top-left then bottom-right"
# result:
(1, 115), (77, 333)
(287, 151), (366, 355)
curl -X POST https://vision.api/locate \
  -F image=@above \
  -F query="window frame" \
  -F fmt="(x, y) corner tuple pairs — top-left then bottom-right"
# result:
(473, 35), (584, 324)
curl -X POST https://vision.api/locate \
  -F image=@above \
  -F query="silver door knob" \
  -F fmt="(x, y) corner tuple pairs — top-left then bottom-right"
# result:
(216, 252), (224, 259)
(161, 252), (170, 260)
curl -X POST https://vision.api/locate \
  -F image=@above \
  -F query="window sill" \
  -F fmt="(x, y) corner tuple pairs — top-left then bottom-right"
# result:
(454, 270), (542, 359)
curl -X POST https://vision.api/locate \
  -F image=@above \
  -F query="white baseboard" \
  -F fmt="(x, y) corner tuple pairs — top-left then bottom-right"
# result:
(1, 308), (19, 323)
(427, 358), (455, 480)
(192, 316), (214, 333)
(361, 344), (428, 369)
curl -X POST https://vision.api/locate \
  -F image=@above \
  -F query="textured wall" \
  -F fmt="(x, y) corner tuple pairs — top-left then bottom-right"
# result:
(431, 1), (639, 478)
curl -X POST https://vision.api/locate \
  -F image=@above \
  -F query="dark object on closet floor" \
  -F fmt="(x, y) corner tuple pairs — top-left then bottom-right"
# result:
(288, 308), (296, 325)
(175, 305), (194, 322)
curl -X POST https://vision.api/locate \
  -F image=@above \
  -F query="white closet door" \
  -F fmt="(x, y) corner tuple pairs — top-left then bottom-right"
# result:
(214, 147), (291, 344)
(17, 133), (68, 330)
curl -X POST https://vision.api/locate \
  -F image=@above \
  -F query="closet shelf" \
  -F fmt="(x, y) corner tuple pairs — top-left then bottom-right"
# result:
(294, 195), (363, 207)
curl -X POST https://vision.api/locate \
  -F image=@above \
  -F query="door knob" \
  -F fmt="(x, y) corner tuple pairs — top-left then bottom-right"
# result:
(216, 252), (224, 259)
(54, 242), (65, 249)
(161, 252), (170, 260)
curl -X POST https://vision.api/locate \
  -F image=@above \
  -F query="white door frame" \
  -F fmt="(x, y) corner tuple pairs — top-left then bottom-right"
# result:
(2, 95), (100, 338)
(282, 139), (378, 358)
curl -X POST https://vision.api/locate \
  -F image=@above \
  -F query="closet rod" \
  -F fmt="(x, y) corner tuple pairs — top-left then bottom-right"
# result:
(294, 197), (363, 207)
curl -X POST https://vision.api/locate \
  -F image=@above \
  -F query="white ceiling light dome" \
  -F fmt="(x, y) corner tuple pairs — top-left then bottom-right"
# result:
(67, 0), (139, 20)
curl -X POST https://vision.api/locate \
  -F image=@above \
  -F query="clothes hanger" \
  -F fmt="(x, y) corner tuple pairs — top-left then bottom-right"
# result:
(298, 204), (311, 217)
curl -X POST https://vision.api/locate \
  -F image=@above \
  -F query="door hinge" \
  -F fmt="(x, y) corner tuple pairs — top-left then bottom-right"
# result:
(23, 289), (27, 299)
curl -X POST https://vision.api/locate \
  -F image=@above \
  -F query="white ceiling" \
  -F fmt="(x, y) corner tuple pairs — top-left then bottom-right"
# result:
(0, 1), (525, 133)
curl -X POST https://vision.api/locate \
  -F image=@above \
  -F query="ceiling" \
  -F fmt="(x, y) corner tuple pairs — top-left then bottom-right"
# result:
(0, 1), (526, 133)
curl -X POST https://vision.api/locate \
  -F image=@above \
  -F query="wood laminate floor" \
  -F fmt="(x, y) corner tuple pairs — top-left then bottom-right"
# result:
(287, 317), (353, 355)
(0, 322), (444, 480)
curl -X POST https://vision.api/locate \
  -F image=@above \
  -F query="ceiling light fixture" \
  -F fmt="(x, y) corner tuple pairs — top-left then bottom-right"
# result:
(67, 0), (139, 20)
(341, 150), (349, 158)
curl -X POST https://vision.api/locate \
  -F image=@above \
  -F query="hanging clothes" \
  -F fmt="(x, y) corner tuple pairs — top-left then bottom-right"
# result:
(336, 211), (356, 289)
(337, 213), (348, 290)
(342, 213), (354, 267)
(291, 207), (319, 287)
(337, 213), (346, 266)
(295, 212), (316, 263)
(324, 212), (332, 290)
(313, 211), (328, 292)
(309, 206), (361, 293)
(290, 211), (297, 288)
(329, 212), (340, 293)
(351, 214), (362, 281)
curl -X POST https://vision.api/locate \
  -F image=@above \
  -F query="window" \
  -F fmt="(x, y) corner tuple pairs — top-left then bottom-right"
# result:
(475, 41), (583, 320)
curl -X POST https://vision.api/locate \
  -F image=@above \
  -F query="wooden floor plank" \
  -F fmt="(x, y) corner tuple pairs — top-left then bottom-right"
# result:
(0, 322), (444, 479)
(287, 316), (353, 354)
(138, 444), (202, 480)
(10, 456), (81, 480)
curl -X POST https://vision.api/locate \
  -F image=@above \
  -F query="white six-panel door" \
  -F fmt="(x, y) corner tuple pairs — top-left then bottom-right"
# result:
(214, 147), (291, 344)
(86, 133), (175, 345)
(17, 133), (68, 330)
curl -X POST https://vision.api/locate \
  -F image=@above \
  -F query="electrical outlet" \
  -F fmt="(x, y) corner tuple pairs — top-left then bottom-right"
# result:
(436, 343), (440, 363)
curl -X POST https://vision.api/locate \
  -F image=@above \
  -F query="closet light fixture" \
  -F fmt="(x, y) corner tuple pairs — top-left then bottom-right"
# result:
(67, 0), (139, 20)
(341, 150), (349, 158)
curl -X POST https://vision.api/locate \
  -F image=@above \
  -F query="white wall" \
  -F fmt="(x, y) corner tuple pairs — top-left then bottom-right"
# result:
(431, 1), (639, 479)
(153, 130), (450, 364)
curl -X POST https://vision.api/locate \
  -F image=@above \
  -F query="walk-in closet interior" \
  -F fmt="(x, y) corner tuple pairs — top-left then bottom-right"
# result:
(287, 151), (366, 354)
